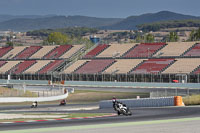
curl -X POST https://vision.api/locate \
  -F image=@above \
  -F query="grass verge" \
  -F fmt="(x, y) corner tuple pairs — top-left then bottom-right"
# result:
(0, 113), (110, 122)
(183, 94), (200, 105)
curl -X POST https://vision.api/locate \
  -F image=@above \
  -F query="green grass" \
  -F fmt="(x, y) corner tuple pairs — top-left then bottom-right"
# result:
(0, 89), (149, 105)
(0, 113), (110, 122)
(66, 90), (149, 103)
(183, 94), (200, 105)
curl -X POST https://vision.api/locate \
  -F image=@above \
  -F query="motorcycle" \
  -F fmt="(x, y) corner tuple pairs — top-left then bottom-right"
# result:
(31, 101), (38, 108)
(59, 99), (66, 106)
(113, 102), (132, 116)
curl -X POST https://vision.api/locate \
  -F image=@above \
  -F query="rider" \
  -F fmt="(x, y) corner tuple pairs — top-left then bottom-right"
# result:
(112, 97), (121, 112)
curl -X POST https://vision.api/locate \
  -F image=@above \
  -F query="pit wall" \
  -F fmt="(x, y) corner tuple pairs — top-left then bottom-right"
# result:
(99, 96), (184, 109)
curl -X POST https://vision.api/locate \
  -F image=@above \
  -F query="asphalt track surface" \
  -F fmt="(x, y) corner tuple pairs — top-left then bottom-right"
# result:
(1, 104), (200, 132)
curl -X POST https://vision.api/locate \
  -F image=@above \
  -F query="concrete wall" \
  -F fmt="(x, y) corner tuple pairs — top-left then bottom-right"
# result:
(99, 97), (174, 108)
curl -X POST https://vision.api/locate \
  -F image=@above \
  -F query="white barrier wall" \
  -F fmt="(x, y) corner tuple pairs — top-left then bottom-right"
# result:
(0, 93), (68, 103)
(99, 97), (174, 108)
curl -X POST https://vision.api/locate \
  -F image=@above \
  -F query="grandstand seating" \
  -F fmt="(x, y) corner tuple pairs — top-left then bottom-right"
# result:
(123, 43), (166, 58)
(84, 44), (109, 58)
(153, 42), (195, 57)
(10, 60), (36, 74)
(43, 45), (72, 59)
(162, 58), (200, 74)
(2, 46), (27, 59)
(24, 60), (52, 74)
(75, 59), (115, 74)
(0, 61), (20, 74)
(103, 59), (143, 74)
(30, 46), (57, 59)
(60, 45), (84, 59)
(193, 67), (200, 74)
(62, 60), (89, 74)
(38, 60), (64, 74)
(130, 59), (175, 74)
(183, 43), (200, 57)
(14, 46), (42, 59)
(96, 43), (136, 58)
(0, 61), (7, 68)
(0, 46), (13, 58)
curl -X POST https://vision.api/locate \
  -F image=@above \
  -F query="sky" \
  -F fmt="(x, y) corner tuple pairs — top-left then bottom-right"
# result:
(0, 0), (199, 18)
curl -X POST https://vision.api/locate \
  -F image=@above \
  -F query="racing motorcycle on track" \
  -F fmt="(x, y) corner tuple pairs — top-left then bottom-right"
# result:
(112, 98), (132, 116)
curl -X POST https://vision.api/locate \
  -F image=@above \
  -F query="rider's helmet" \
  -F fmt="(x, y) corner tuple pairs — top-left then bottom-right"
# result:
(112, 97), (117, 103)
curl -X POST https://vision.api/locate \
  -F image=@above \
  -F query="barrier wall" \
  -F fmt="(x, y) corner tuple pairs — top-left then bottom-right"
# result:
(1, 79), (200, 89)
(99, 97), (175, 108)
(0, 93), (68, 103)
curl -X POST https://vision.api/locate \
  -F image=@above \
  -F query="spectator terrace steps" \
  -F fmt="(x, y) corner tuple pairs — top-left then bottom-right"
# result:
(0, 46), (13, 58)
(163, 58), (200, 74)
(43, 45), (73, 59)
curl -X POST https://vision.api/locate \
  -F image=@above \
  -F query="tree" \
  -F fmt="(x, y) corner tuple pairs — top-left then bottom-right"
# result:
(145, 33), (155, 43)
(46, 32), (71, 45)
(169, 32), (179, 42)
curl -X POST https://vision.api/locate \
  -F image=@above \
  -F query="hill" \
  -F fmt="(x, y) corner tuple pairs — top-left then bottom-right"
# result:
(0, 11), (200, 31)
(0, 14), (56, 22)
(137, 19), (200, 32)
(100, 11), (200, 30)
(0, 15), (123, 32)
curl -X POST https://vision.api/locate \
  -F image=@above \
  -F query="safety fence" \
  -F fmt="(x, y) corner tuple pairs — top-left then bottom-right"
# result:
(0, 73), (200, 83)
(99, 96), (184, 108)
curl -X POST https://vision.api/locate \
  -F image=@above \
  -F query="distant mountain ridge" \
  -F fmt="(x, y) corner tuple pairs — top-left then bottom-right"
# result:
(0, 11), (199, 31)
(0, 14), (56, 22)
(0, 15), (122, 31)
(100, 11), (200, 30)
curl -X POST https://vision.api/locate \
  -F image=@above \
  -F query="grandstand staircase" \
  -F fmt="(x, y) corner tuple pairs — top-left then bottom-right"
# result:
(128, 60), (146, 74)
(58, 45), (73, 58)
(152, 43), (168, 57)
(180, 43), (198, 57)
(6, 61), (21, 74)
(27, 46), (43, 59)
(160, 59), (176, 73)
(0, 61), (7, 68)
(73, 61), (90, 73)
(0, 46), (13, 58)
(36, 61), (53, 74)
(20, 60), (37, 74)
(43, 46), (58, 59)
(13, 47), (27, 59)
(101, 60), (117, 73)
(83, 44), (110, 59)
(121, 44), (138, 58)
(190, 65), (200, 74)
(95, 45), (110, 57)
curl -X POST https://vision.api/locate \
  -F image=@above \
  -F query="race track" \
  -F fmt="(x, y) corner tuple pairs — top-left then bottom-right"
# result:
(1, 104), (200, 133)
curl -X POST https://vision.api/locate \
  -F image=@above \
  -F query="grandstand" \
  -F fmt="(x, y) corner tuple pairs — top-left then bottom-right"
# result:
(43, 45), (72, 59)
(30, 46), (56, 59)
(153, 42), (196, 57)
(38, 60), (64, 74)
(62, 60), (89, 74)
(130, 59), (175, 74)
(0, 61), (20, 74)
(1, 46), (27, 59)
(75, 59), (115, 74)
(0, 46), (13, 58)
(162, 58), (200, 74)
(123, 43), (166, 58)
(8, 60), (37, 74)
(1, 42), (200, 83)
(83, 44), (109, 58)
(183, 43), (200, 57)
(14, 46), (42, 59)
(24, 60), (52, 74)
(96, 43), (136, 58)
(103, 59), (143, 74)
